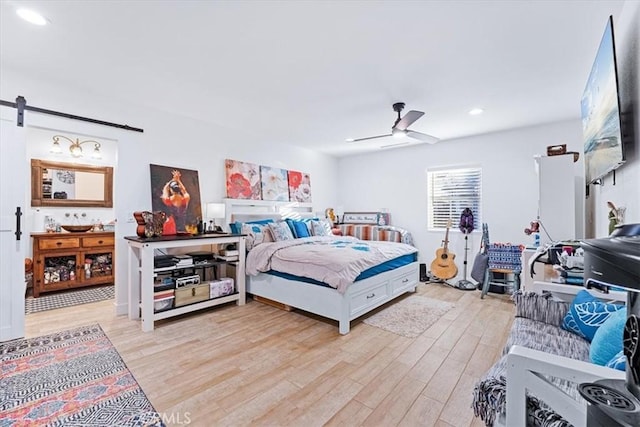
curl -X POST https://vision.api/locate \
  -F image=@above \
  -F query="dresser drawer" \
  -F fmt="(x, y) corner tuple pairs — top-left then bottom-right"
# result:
(38, 237), (80, 250)
(83, 236), (114, 248)
(350, 282), (389, 317)
(390, 271), (418, 295)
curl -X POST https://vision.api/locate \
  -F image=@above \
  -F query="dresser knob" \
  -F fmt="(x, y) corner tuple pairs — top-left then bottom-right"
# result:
(98, 240), (103, 244)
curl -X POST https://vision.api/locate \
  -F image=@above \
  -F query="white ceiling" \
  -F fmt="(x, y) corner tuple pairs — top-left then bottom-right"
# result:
(0, 0), (626, 157)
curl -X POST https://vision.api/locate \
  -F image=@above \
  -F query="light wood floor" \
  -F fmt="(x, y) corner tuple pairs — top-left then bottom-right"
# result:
(25, 283), (514, 427)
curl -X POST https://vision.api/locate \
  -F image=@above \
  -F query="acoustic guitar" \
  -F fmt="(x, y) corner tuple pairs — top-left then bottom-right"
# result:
(430, 220), (458, 280)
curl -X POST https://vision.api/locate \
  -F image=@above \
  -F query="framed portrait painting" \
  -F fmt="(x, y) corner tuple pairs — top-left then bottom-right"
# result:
(149, 164), (202, 235)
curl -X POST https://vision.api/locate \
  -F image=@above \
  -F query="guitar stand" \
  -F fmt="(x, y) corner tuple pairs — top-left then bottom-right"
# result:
(455, 232), (477, 291)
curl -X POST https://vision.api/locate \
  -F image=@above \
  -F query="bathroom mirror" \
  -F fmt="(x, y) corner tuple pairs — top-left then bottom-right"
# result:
(31, 159), (113, 207)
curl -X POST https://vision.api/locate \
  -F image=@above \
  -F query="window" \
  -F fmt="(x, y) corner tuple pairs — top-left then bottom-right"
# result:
(427, 166), (482, 230)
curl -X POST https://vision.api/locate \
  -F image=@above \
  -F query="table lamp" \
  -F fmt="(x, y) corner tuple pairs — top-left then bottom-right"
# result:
(206, 203), (226, 233)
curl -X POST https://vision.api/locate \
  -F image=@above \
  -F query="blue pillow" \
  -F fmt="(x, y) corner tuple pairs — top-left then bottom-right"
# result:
(561, 290), (625, 342)
(590, 308), (626, 366)
(605, 350), (627, 371)
(286, 219), (311, 238)
(230, 219), (274, 234)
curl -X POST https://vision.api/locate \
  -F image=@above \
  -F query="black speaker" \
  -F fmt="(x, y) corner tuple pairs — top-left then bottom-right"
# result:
(419, 263), (428, 282)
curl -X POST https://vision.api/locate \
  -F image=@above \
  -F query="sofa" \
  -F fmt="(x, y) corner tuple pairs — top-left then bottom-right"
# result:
(472, 290), (626, 427)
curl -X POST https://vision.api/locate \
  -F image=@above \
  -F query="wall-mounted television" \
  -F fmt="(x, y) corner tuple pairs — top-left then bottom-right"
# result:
(581, 15), (626, 185)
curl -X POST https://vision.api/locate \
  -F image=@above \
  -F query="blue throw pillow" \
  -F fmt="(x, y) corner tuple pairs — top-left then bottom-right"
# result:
(561, 290), (625, 342)
(230, 219), (274, 234)
(605, 350), (627, 371)
(286, 219), (311, 238)
(590, 308), (626, 366)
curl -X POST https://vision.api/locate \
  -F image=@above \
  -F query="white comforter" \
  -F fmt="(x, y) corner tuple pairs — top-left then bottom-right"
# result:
(245, 236), (417, 294)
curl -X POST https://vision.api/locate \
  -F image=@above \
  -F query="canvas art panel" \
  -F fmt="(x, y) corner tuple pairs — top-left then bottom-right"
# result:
(225, 159), (262, 200)
(288, 170), (312, 203)
(150, 164), (202, 235)
(260, 165), (289, 201)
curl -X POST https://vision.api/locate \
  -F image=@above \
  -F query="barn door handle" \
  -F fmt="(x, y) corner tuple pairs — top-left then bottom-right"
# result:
(15, 207), (22, 241)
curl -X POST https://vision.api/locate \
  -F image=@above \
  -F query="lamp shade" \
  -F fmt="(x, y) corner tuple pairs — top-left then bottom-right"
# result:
(206, 203), (226, 219)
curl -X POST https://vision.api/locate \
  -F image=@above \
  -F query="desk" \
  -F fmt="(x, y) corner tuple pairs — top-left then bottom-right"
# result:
(125, 233), (246, 332)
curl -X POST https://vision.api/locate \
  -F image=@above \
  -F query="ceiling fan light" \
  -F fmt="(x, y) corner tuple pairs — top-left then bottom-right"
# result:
(392, 128), (406, 138)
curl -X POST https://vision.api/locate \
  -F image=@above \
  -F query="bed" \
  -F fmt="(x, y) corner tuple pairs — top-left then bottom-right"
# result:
(225, 199), (419, 334)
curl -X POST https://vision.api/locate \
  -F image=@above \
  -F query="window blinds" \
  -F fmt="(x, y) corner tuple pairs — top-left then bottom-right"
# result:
(427, 167), (482, 230)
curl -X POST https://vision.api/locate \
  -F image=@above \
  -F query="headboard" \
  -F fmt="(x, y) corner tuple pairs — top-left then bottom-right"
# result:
(224, 198), (314, 230)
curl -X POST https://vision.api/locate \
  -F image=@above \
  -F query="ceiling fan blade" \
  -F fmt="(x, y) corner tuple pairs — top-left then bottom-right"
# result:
(394, 110), (424, 130)
(380, 141), (411, 149)
(406, 130), (439, 144)
(346, 134), (393, 143)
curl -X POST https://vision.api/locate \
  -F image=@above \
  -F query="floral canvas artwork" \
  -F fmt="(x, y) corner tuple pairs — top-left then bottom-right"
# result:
(288, 170), (312, 202)
(260, 166), (289, 201)
(225, 159), (261, 200)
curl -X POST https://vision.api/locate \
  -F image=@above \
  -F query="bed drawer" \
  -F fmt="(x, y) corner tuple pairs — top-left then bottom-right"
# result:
(350, 282), (389, 317)
(390, 270), (418, 295)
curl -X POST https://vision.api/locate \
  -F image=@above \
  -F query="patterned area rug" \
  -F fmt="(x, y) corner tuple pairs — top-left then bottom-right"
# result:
(25, 285), (115, 314)
(363, 295), (455, 338)
(0, 324), (164, 426)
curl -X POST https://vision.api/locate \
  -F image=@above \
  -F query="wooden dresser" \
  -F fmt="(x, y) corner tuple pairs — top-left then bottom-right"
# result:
(31, 232), (115, 297)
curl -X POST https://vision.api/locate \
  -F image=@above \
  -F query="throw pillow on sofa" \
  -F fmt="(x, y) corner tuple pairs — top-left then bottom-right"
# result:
(590, 308), (627, 366)
(561, 290), (625, 341)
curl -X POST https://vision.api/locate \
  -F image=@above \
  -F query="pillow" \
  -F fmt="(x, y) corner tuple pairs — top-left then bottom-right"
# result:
(605, 350), (626, 371)
(309, 219), (332, 236)
(230, 219), (273, 234)
(590, 308), (627, 366)
(241, 223), (273, 251)
(286, 219), (311, 238)
(561, 290), (625, 342)
(268, 221), (295, 241)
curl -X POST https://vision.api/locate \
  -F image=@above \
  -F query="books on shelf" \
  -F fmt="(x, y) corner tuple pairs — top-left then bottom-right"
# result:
(219, 249), (239, 256)
(215, 254), (238, 262)
(174, 255), (193, 267)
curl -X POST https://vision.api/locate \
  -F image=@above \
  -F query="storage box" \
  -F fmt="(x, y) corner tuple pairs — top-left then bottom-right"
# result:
(209, 278), (234, 298)
(174, 283), (209, 307)
(154, 296), (174, 312)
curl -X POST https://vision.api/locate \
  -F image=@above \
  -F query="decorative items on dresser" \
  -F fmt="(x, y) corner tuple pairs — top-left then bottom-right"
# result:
(31, 231), (115, 298)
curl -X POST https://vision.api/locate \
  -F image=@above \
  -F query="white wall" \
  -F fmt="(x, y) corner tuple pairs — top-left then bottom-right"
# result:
(1, 68), (339, 315)
(588, 0), (640, 238)
(338, 119), (585, 280)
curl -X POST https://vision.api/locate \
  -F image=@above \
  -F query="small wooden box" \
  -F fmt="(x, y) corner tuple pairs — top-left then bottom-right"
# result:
(174, 284), (209, 307)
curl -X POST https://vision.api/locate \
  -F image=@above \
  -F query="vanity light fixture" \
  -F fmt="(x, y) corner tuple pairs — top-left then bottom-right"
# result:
(16, 8), (48, 26)
(51, 135), (102, 159)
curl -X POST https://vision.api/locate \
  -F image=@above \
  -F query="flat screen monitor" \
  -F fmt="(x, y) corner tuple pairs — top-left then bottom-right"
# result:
(581, 15), (626, 185)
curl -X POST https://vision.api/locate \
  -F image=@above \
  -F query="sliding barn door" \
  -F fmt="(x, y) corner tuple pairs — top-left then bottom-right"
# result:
(0, 108), (27, 341)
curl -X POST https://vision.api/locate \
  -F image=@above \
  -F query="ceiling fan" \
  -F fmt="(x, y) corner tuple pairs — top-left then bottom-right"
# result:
(346, 102), (439, 146)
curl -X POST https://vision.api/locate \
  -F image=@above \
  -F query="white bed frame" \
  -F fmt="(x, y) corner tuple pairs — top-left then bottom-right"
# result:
(224, 198), (419, 334)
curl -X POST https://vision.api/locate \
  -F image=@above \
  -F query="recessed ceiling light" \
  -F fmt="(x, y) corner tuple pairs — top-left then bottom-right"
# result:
(468, 108), (484, 116)
(345, 138), (355, 142)
(16, 8), (47, 26)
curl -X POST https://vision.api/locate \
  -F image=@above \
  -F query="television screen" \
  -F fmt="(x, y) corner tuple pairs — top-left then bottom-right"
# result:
(581, 15), (625, 184)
